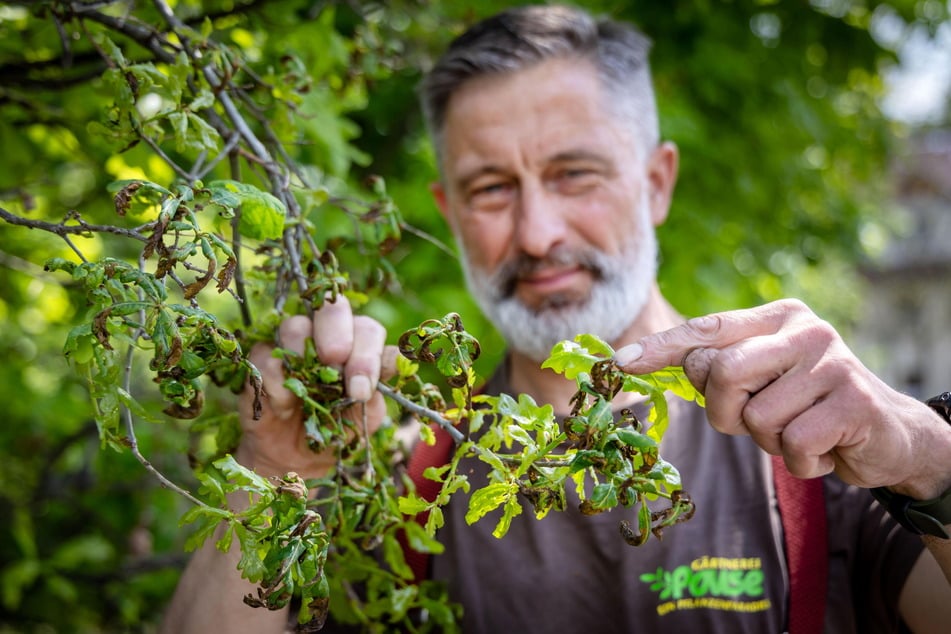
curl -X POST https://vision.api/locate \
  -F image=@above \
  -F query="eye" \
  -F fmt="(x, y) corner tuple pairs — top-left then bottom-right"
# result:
(468, 180), (514, 211)
(553, 166), (601, 194)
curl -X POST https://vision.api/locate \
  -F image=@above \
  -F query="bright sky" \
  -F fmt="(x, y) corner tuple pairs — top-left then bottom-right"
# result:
(878, 17), (951, 124)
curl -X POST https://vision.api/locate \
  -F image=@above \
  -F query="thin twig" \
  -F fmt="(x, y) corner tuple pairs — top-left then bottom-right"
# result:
(120, 344), (211, 509)
(360, 402), (374, 479)
(135, 120), (192, 181)
(400, 222), (458, 259)
(0, 206), (148, 240)
(229, 151), (253, 327)
(61, 234), (88, 263)
(375, 382), (464, 443)
(194, 132), (242, 181)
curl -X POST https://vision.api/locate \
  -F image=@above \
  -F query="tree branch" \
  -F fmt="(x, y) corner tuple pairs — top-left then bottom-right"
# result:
(120, 342), (212, 510)
(0, 206), (148, 241)
(376, 382), (465, 444)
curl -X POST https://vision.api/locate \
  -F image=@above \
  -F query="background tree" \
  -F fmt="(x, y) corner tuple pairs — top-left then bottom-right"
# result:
(0, 0), (947, 630)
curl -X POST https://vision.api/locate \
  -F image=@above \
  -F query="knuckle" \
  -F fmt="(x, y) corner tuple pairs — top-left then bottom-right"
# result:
(683, 314), (724, 339)
(710, 346), (744, 376)
(798, 317), (838, 349)
(776, 297), (809, 314)
(741, 398), (769, 431)
(353, 315), (385, 341)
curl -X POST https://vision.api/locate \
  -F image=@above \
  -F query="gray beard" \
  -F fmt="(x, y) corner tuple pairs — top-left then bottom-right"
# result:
(459, 209), (658, 362)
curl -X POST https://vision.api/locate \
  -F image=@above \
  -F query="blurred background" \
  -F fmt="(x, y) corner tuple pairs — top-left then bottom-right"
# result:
(0, 1), (949, 630)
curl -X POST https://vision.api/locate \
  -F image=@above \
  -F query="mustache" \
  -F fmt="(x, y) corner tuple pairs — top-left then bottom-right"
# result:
(491, 247), (606, 298)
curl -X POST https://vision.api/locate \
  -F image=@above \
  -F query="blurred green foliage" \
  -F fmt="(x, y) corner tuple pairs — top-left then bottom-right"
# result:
(0, 0), (946, 630)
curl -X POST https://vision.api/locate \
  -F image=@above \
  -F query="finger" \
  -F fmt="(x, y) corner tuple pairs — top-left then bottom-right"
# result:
(701, 334), (801, 437)
(314, 294), (354, 367)
(242, 342), (300, 423)
(775, 397), (854, 479)
(381, 344), (399, 382)
(278, 315), (314, 356)
(614, 299), (813, 375)
(738, 362), (833, 455)
(365, 391), (386, 435)
(682, 347), (718, 393)
(344, 316), (387, 403)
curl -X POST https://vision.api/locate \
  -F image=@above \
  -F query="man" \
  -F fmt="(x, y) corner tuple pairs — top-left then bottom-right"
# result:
(162, 5), (951, 633)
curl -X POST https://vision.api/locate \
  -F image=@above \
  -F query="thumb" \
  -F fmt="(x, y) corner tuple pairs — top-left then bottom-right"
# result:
(680, 347), (718, 394)
(241, 342), (300, 424)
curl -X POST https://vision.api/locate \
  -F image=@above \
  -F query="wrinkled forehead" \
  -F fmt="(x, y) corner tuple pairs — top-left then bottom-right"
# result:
(439, 58), (641, 175)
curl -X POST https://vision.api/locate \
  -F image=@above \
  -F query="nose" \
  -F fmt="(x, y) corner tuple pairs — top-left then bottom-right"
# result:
(514, 180), (567, 258)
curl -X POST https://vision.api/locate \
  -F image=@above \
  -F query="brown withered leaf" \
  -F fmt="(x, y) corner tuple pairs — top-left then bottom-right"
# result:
(216, 257), (236, 293)
(165, 335), (183, 367)
(92, 308), (114, 350)
(163, 389), (204, 419)
(143, 215), (170, 260)
(155, 256), (175, 279)
(183, 258), (217, 300)
(250, 371), (264, 420)
(113, 182), (141, 217)
(297, 596), (329, 632)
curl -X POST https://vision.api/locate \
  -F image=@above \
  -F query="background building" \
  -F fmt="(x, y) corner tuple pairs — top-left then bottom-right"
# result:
(855, 130), (951, 399)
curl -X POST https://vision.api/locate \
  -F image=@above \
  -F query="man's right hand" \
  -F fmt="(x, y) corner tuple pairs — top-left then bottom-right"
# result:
(235, 294), (397, 480)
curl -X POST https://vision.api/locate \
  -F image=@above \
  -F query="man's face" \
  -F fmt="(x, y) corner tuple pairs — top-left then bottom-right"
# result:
(432, 58), (673, 361)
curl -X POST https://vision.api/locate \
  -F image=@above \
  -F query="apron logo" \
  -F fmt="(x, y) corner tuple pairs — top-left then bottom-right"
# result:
(640, 557), (772, 616)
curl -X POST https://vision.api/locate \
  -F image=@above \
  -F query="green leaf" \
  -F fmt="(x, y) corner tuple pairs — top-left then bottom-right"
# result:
(183, 512), (225, 553)
(234, 524), (267, 582)
(589, 483), (618, 511)
(49, 534), (115, 569)
(116, 387), (162, 424)
(573, 333), (614, 357)
(284, 377), (308, 399)
(402, 521), (444, 555)
(541, 337), (603, 379)
(190, 89), (215, 111)
(614, 428), (657, 450)
(382, 533), (413, 580)
(1, 559), (41, 610)
(213, 454), (274, 497)
(465, 482), (514, 525)
(425, 506), (445, 533)
(397, 494), (429, 516)
(492, 495), (523, 539)
(206, 180), (286, 240)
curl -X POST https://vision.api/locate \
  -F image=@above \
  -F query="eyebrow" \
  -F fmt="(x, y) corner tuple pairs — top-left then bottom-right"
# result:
(454, 165), (508, 193)
(547, 150), (613, 167)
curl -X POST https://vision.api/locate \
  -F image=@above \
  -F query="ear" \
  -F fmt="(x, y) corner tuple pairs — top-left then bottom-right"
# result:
(430, 181), (450, 219)
(646, 141), (679, 227)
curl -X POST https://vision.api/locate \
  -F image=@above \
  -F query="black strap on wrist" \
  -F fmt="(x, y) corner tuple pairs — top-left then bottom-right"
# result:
(871, 392), (951, 539)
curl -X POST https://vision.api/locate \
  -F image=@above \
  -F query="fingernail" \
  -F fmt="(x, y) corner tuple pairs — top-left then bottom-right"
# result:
(613, 343), (643, 367)
(348, 375), (372, 403)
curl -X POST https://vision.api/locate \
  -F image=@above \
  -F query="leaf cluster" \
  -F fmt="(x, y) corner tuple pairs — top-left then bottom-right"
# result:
(0, 0), (945, 631)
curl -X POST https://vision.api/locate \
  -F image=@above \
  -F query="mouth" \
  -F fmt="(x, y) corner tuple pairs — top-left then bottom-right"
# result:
(510, 265), (594, 311)
(518, 266), (584, 292)
(491, 248), (603, 307)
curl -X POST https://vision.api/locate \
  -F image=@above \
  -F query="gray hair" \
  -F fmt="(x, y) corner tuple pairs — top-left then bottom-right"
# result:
(419, 4), (660, 168)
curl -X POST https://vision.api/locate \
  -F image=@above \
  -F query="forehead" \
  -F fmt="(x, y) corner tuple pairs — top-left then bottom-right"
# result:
(440, 58), (635, 179)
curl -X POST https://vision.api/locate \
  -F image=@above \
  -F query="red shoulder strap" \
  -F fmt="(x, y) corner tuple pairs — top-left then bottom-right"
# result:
(403, 424), (455, 583)
(771, 455), (828, 634)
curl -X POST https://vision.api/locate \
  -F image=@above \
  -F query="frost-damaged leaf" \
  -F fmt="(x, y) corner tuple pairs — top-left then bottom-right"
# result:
(206, 180), (285, 240)
(465, 482), (514, 525)
(214, 454), (274, 497)
(541, 335), (608, 379)
(492, 495), (523, 538)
